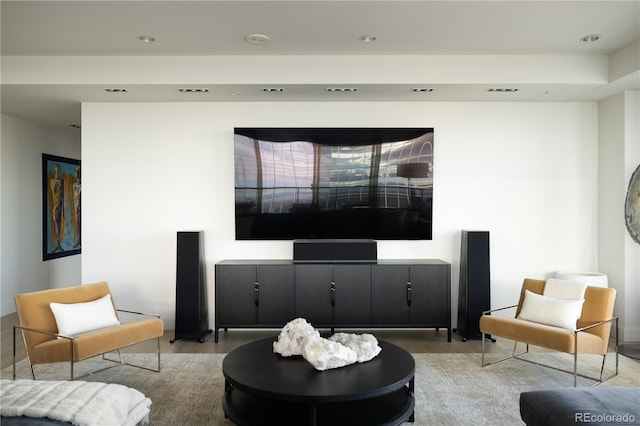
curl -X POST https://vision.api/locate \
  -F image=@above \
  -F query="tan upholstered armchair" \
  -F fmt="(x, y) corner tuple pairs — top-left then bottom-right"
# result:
(479, 278), (617, 386)
(14, 281), (164, 380)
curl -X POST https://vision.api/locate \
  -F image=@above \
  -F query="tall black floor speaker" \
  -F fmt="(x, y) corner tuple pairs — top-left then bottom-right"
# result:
(457, 230), (492, 341)
(171, 231), (211, 343)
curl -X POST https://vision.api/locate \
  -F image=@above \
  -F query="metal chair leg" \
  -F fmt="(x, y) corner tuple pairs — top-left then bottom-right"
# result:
(156, 336), (161, 372)
(14, 326), (36, 380)
(573, 331), (578, 387)
(13, 326), (18, 380)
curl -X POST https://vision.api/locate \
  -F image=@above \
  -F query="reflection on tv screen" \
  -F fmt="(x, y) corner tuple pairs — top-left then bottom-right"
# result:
(234, 128), (434, 240)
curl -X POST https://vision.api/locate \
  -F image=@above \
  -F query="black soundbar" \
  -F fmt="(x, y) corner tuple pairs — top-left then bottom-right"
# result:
(293, 239), (377, 263)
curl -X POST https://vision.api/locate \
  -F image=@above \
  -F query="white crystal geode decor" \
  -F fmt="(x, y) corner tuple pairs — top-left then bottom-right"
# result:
(302, 335), (358, 371)
(272, 317), (320, 357)
(328, 332), (382, 363)
(273, 318), (382, 371)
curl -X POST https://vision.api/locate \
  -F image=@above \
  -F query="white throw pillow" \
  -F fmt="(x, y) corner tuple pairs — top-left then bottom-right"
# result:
(517, 290), (584, 330)
(50, 294), (120, 336)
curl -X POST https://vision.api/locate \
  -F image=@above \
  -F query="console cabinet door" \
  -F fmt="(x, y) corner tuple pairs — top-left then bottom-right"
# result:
(294, 264), (333, 326)
(256, 264), (295, 326)
(216, 259), (451, 342)
(409, 264), (450, 325)
(371, 264), (410, 325)
(333, 264), (372, 324)
(216, 264), (258, 325)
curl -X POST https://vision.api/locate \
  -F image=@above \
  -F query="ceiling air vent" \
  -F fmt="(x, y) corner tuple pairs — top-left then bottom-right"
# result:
(262, 88), (284, 92)
(326, 88), (358, 92)
(488, 88), (519, 92)
(411, 88), (434, 92)
(178, 88), (209, 93)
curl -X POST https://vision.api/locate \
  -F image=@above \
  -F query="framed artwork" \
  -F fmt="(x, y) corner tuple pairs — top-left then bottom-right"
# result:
(42, 154), (81, 260)
(626, 164), (640, 245)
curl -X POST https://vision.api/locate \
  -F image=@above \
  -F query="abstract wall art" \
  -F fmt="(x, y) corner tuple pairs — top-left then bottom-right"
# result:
(42, 154), (81, 260)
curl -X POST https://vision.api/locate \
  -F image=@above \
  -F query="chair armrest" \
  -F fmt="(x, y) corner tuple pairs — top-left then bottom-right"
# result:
(116, 309), (161, 319)
(14, 324), (74, 340)
(575, 317), (618, 333)
(13, 325), (73, 380)
(573, 317), (618, 358)
(482, 305), (518, 315)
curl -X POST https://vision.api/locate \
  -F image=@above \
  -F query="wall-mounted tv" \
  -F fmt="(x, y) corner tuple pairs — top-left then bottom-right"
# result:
(234, 127), (434, 240)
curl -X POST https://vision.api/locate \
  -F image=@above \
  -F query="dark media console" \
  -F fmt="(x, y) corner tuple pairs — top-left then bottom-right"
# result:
(214, 258), (451, 342)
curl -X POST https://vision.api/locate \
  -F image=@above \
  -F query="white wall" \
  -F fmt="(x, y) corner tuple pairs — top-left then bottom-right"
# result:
(82, 101), (600, 329)
(598, 91), (640, 341)
(623, 92), (640, 342)
(1, 114), (81, 315)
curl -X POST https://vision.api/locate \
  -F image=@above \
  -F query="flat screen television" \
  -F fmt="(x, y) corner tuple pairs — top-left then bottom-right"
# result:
(234, 127), (434, 240)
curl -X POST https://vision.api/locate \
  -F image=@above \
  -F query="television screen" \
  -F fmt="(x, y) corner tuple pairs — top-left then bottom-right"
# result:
(234, 128), (434, 240)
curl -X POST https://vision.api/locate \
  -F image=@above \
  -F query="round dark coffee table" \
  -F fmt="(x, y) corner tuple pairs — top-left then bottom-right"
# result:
(222, 337), (415, 426)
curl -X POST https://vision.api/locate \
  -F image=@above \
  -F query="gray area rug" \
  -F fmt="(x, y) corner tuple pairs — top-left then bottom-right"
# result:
(3, 351), (639, 425)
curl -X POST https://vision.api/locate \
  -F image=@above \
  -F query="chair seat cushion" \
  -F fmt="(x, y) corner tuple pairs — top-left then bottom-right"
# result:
(30, 318), (164, 363)
(479, 315), (604, 354)
(520, 387), (640, 426)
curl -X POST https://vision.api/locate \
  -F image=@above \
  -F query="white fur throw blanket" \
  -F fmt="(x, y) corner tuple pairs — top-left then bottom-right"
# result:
(1, 379), (151, 426)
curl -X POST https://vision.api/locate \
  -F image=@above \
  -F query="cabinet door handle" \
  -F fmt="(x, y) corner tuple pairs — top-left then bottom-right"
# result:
(407, 281), (412, 306)
(330, 281), (336, 307)
(254, 282), (260, 307)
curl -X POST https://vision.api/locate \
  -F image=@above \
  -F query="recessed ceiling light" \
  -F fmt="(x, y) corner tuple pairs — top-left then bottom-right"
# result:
(104, 88), (128, 93)
(359, 35), (377, 43)
(178, 88), (209, 93)
(245, 34), (269, 45)
(137, 35), (156, 43)
(580, 34), (601, 43)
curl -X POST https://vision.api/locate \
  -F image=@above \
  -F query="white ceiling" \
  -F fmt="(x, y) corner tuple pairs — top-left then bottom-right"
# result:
(1, 0), (639, 134)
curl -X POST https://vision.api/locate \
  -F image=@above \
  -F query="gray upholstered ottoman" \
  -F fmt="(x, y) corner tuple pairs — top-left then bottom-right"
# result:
(520, 387), (640, 425)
